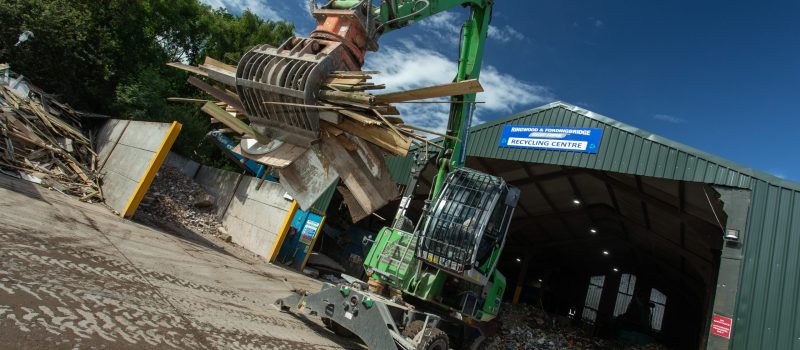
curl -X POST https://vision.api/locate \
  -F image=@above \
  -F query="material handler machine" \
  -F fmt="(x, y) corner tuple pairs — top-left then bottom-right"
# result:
(239, 1), (520, 348)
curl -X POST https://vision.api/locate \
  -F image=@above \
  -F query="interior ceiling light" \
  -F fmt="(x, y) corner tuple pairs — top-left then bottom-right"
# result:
(613, 267), (619, 272)
(538, 278), (543, 282)
(602, 250), (610, 255)
(515, 257), (522, 263)
(572, 199), (582, 205)
(589, 228), (598, 234)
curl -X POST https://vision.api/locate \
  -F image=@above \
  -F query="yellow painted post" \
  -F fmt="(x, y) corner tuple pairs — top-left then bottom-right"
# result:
(121, 121), (182, 218)
(268, 200), (299, 263)
(512, 256), (531, 305)
(512, 286), (523, 304)
(299, 215), (326, 271)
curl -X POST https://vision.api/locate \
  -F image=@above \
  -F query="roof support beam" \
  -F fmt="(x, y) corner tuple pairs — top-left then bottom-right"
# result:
(590, 172), (723, 236)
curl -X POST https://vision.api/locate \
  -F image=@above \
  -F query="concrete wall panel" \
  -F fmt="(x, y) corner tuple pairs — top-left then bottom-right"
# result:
(117, 121), (172, 151)
(222, 177), (293, 257)
(194, 166), (242, 218)
(101, 170), (138, 214)
(164, 152), (201, 178)
(96, 119), (130, 169)
(97, 120), (173, 214)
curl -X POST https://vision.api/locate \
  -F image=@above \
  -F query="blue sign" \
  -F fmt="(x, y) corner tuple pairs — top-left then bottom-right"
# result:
(499, 125), (603, 153)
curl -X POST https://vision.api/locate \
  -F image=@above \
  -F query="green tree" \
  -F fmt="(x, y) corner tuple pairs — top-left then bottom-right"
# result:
(198, 9), (294, 65)
(0, 0), (295, 167)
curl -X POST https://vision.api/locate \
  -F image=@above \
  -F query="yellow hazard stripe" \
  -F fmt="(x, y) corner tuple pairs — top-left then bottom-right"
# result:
(121, 121), (182, 218)
(269, 200), (299, 263)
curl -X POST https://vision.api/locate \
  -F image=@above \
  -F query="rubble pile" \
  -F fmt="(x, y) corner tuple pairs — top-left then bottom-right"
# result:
(0, 70), (102, 201)
(134, 166), (225, 239)
(485, 303), (672, 350)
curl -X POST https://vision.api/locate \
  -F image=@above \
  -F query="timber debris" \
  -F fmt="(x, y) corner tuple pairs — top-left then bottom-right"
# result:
(0, 70), (102, 201)
(167, 57), (482, 221)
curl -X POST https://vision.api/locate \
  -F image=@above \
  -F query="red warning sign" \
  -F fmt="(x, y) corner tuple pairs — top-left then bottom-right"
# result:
(711, 314), (733, 339)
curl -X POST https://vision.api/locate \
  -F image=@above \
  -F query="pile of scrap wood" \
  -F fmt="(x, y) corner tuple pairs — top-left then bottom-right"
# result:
(0, 73), (102, 201)
(168, 57), (482, 221)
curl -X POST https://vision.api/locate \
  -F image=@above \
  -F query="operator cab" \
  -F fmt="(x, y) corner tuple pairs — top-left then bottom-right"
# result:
(416, 168), (520, 283)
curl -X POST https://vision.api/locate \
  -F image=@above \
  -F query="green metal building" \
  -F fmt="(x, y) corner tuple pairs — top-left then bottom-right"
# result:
(385, 101), (800, 350)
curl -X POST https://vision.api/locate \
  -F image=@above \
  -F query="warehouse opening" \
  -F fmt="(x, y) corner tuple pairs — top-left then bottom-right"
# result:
(467, 159), (727, 350)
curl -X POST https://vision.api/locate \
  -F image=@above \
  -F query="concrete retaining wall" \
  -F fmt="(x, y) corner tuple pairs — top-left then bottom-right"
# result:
(164, 152), (200, 178)
(194, 165), (242, 219)
(161, 152), (294, 258)
(222, 176), (293, 257)
(97, 120), (173, 214)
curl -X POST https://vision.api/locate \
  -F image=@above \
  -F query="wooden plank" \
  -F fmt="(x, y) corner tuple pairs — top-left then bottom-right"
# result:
(200, 64), (237, 86)
(374, 79), (484, 104)
(321, 123), (344, 136)
(319, 90), (374, 105)
(326, 77), (364, 85)
(233, 142), (307, 169)
(203, 56), (237, 74)
(338, 186), (369, 223)
(384, 105), (401, 115)
(332, 70), (379, 75)
(319, 111), (342, 124)
(320, 133), (398, 217)
(167, 62), (208, 77)
(67, 159), (92, 185)
(263, 101), (346, 110)
(277, 146), (340, 211)
(338, 109), (382, 126)
(399, 123), (459, 141)
(371, 109), (404, 139)
(328, 73), (373, 79)
(326, 119), (410, 157)
(384, 116), (404, 124)
(200, 102), (265, 142)
(188, 76), (247, 113)
(167, 97), (210, 104)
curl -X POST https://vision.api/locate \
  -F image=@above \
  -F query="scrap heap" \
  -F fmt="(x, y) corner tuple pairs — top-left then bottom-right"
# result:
(134, 166), (223, 239)
(168, 56), (481, 221)
(485, 303), (672, 350)
(0, 68), (102, 201)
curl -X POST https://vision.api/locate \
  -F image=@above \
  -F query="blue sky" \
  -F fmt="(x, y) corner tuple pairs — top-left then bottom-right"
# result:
(200, 1), (800, 181)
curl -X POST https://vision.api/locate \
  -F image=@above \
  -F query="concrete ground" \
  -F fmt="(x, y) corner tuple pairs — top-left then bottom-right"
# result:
(0, 174), (361, 349)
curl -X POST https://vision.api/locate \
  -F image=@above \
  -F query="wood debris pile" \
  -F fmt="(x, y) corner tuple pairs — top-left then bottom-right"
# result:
(0, 76), (102, 201)
(168, 56), (481, 221)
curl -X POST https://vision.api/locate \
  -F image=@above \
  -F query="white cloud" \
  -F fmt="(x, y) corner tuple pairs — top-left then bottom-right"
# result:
(653, 114), (686, 124)
(768, 170), (787, 179)
(365, 40), (553, 132)
(199, 0), (282, 21)
(417, 11), (463, 45)
(488, 25), (525, 43)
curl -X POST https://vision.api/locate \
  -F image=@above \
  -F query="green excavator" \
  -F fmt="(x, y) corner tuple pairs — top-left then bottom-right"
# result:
(266, 1), (521, 348)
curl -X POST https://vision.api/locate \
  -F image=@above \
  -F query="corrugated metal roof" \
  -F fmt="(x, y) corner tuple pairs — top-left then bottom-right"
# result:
(385, 101), (800, 349)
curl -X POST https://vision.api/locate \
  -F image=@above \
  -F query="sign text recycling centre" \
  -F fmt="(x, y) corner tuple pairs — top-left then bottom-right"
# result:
(499, 125), (603, 153)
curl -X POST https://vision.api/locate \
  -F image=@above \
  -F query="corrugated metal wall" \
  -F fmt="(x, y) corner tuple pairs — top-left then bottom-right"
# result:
(735, 180), (800, 349)
(309, 181), (338, 215)
(386, 101), (800, 349)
